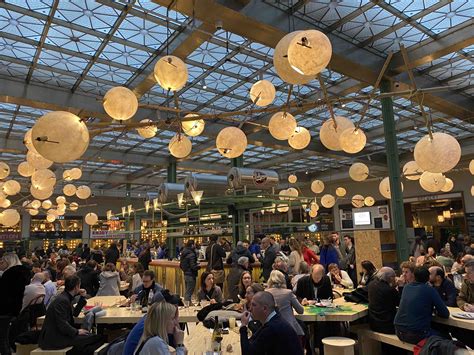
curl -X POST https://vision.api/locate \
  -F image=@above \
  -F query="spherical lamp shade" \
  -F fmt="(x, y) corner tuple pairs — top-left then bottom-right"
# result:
(103, 86), (138, 121)
(31, 200), (41, 209)
(268, 112), (297, 141)
(28, 209), (39, 216)
(309, 209), (318, 218)
(471, 186), (474, 197)
(17, 161), (35, 177)
(182, 114), (205, 137)
(41, 200), (52, 209)
(288, 174), (297, 184)
(85, 212), (98, 226)
(46, 213), (56, 223)
(154, 55), (188, 91)
(364, 196), (375, 207)
(310, 201), (319, 212)
(250, 80), (276, 107)
(30, 186), (53, 200)
(273, 31), (313, 85)
(76, 185), (92, 200)
(24, 129), (38, 154)
(286, 187), (299, 200)
(169, 134), (192, 159)
(27, 151), (53, 170)
(136, 119), (157, 139)
(414, 132), (461, 173)
(0, 192), (6, 204)
(339, 127), (366, 154)
(63, 169), (72, 181)
(403, 161), (423, 180)
(379, 177), (404, 199)
(63, 184), (76, 196)
(31, 169), (56, 190)
(1, 209), (20, 227)
(279, 189), (288, 200)
(56, 196), (66, 205)
(320, 116), (355, 151)
(349, 163), (369, 182)
(286, 30), (332, 76)
(69, 168), (82, 180)
(56, 208), (65, 216)
(419, 172), (446, 193)
(2, 180), (21, 196)
(469, 160), (474, 175)
(440, 178), (454, 193)
(0, 199), (11, 208)
(277, 204), (289, 213)
(335, 187), (347, 197)
(352, 194), (365, 208)
(311, 180), (325, 194)
(31, 111), (90, 163)
(0, 162), (10, 179)
(321, 194), (336, 208)
(69, 202), (79, 211)
(216, 127), (247, 158)
(289, 126), (311, 150)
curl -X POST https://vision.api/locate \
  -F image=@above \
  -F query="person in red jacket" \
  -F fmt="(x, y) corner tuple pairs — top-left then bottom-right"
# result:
(302, 243), (319, 266)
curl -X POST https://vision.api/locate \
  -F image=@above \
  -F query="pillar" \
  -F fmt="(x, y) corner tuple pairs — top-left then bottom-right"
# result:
(21, 212), (31, 250)
(381, 79), (409, 263)
(167, 157), (177, 257)
(231, 155), (245, 242)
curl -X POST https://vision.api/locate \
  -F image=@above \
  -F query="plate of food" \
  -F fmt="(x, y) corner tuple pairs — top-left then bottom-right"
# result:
(452, 312), (474, 319)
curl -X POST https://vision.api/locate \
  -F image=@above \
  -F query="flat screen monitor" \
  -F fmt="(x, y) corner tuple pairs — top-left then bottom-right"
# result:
(354, 211), (371, 226)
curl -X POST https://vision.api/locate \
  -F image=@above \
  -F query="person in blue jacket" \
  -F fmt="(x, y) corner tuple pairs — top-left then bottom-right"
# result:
(319, 234), (339, 272)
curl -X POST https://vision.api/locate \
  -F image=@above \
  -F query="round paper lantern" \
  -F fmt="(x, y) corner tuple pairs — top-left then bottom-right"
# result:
(28, 209), (39, 216)
(3, 180), (21, 196)
(30, 186), (52, 200)
(289, 127), (311, 150)
(31, 111), (90, 163)
(440, 178), (454, 193)
(311, 180), (325, 194)
(339, 128), (366, 154)
(69, 202), (79, 211)
(0, 192), (6, 204)
(169, 134), (192, 159)
(286, 30), (332, 76)
(63, 169), (73, 181)
(1, 209), (20, 227)
(63, 184), (76, 196)
(85, 212), (98, 225)
(31, 169), (56, 190)
(351, 194), (365, 208)
(321, 194), (336, 208)
(469, 160), (474, 175)
(379, 177), (404, 199)
(103, 86), (138, 121)
(471, 186), (474, 197)
(17, 161), (35, 177)
(24, 129), (38, 154)
(250, 80), (276, 107)
(56, 196), (66, 205)
(57, 203), (66, 212)
(309, 209), (318, 218)
(154, 55), (188, 91)
(46, 213), (56, 223)
(182, 114), (205, 137)
(335, 187), (347, 197)
(419, 172), (446, 193)
(69, 168), (82, 180)
(310, 201), (319, 212)
(0, 199), (11, 208)
(277, 204), (289, 213)
(56, 207), (66, 216)
(76, 185), (91, 200)
(31, 200), (41, 209)
(364, 196), (375, 207)
(136, 119), (157, 138)
(216, 127), (247, 158)
(414, 132), (461, 173)
(349, 163), (369, 182)
(273, 31), (313, 85)
(286, 187), (299, 200)
(403, 161), (423, 180)
(279, 189), (288, 200)
(41, 200), (52, 209)
(320, 116), (355, 151)
(288, 174), (297, 184)
(0, 162), (10, 179)
(27, 151), (52, 169)
(268, 112), (297, 141)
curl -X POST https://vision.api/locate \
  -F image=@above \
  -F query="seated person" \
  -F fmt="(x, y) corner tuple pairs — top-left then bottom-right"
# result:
(131, 270), (163, 307)
(38, 275), (103, 355)
(327, 263), (354, 289)
(396, 261), (415, 293)
(197, 271), (223, 304)
(272, 256), (292, 289)
(457, 260), (474, 312)
(368, 267), (399, 334)
(22, 272), (46, 311)
(358, 260), (377, 287)
(96, 263), (121, 296)
(394, 266), (449, 344)
(291, 261), (310, 292)
(237, 271), (253, 301)
(240, 291), (303, 355)
(76, 260), (99, 297)
(295, 264), (332, 304)
(429, 266), (457, 307)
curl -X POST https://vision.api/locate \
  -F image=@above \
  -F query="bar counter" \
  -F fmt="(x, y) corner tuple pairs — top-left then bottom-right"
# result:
(120, 258), (262, 297)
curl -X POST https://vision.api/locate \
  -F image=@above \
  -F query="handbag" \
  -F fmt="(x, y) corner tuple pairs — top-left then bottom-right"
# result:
(208, 244), (225, 284)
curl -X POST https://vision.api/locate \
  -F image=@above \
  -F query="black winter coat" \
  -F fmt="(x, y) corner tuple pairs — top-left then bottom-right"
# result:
(205, 242), (226, 271)
(295, 275), (332, 301)
(105, 246), (120, 265)
(0, 265), (31, 316)
(180, 247), (199, 276)
(77, 266), (100, 297)
(368, 278), (400, 334)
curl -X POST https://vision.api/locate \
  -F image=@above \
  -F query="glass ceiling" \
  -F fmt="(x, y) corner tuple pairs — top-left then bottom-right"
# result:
(0, 0), (472, 193)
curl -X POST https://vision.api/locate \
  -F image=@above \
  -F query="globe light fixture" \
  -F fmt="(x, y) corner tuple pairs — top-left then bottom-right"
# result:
(419, 172), (446, 193)
(0, 209), (20, 227)
(42, 200), (52, 209)
(85, 212), (98, 225)
(288, 174), (297, 184)
(46, 213), (56, 223)
(31, 169), (56, 190)
(279, 189), (288, 200)
(414, 132), (461, 173)
(403, 161), (423, 180)
(335, 187), (347, 197)
(216, 127), (247, 158)
(321, 194), (336, 208)
(310, 201), (319, 212)
(320, 116), (355, 151)
(286, 187), (299, 200)
(268, 112), (297, 141)
(28, 209), (39, 216)
(169, 134), (192, 159)
(69, 202), (79, 211)
(379, 177), (404, 199)
(288, 126), (311, 150)
(2, 180), (21, 196)
(63, 184), (76, 196)
(30, 185), (53, 200)
(76, 185), (92, 200)
(70, 168), (82, 180)
(56, 196), (66, 205)
(182, 114), (205, 137)
(136, 119), (157, 139)
(309, 209), (318, 218)
(0, 199), (11, 208)
(250, 80), (276, 107)
(31, 200), (41, 209)
(103, 86), (138, 121)
(469, 160), (474, 175)
(351, 194), (365, 208)
(364, 196), (375, 207)
(17, 161), (35, 177)
(0, 162), (10, 179)
(440, 178), (454, 193)
(24, 129), (38, 154)
(27, 151), (53, 170)
(339, 127), (367, 154)
(349, 163), (369, 182)
(277, 204), (289, 213)
(154, 55), (188, 91)
(311, 180), (325, 194)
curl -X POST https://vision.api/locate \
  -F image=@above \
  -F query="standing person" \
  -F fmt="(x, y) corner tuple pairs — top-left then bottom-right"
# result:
(429, 266), (457, 307)
(394, 266), (449, 344)
(249, 238), (261, 260)
(197, 272), (223, 304)
(227, 257), (249, 302)
(77, 260), (100, 297)
(97, 263), (121, 296)
(260, 237), (277, 282)
(343, 235), (356, 286)
(72, 243), (83, 258)
(288, 238), (303, 276)
(138, 244), (152, 271)
(105, 242), (120, 266)
(279, 239), (291, 255)
(81, 244), (91, 261)
(179, 240), (199, 304)
(227, 240), (255, 266)
(412, 237), (425, 259)
(333, 232), (347, 270)
(319, 234), (339, 272)
(301, 242), (319, 266)
(205, 235), (226, 290)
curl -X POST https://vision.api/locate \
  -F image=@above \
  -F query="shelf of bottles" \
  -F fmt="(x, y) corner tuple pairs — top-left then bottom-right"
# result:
(140, 219), (167, 244)
(90, 217), (126, 249)
(42, 238), (81, 250)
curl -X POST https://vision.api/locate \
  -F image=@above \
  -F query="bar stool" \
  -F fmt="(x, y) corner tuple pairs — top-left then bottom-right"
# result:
(322, 336), (356, 355)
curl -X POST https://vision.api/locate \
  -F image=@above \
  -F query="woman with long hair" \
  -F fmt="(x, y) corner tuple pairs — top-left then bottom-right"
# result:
(288, 238), (303, 275)
(359, 260), (377, 287)
(301, 242), (319, 266)
(97, 262), (121, 296)
(134, 302), (186, 355)
(238, 271), (252, 300)
(244, 282), (264, 312)
(197, 271), (223, 304)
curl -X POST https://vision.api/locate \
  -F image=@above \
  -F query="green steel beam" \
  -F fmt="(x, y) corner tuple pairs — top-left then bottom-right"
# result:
(381, 79), (409, 263)
(231, 155), (245, 241)
(167, 158), (177, 183)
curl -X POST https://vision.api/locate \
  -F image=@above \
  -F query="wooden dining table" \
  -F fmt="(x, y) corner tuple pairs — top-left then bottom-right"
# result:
(432, 307), (474, 331)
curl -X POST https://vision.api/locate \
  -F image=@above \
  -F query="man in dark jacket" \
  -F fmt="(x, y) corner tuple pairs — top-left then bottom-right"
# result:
(295, 264), (332, 303)
(104, 242), (120, 266)
(260, 237), (277, 282)
(240, 291), (303, 355)
(180, 240), (199, 303)
(368, 267), (400, 334)
(77, 260), (100, 297)
(227, 240), (255, 266)
(227, 256), (249, 302)
(429, 266), (457, 307)
(38, 275), (103, 354)
(205, 235), (226, 289)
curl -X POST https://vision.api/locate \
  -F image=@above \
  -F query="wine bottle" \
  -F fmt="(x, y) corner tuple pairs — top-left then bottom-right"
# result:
(211, 316), (223, 352)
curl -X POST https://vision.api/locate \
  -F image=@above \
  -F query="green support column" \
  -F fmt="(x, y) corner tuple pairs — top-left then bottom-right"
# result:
(381, 79), (409, 263)
(125, 183), (131, 235)
(167, 157), (177, 257)
(231, 156), (243, 168)
(231, 155), (245, 242)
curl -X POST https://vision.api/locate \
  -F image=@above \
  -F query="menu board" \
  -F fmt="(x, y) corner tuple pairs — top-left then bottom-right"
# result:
(466, 213), (474, 236)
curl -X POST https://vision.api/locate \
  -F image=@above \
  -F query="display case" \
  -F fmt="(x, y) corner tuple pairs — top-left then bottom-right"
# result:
(30, 216), (82, 250)
(90, 217), (127, 248)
